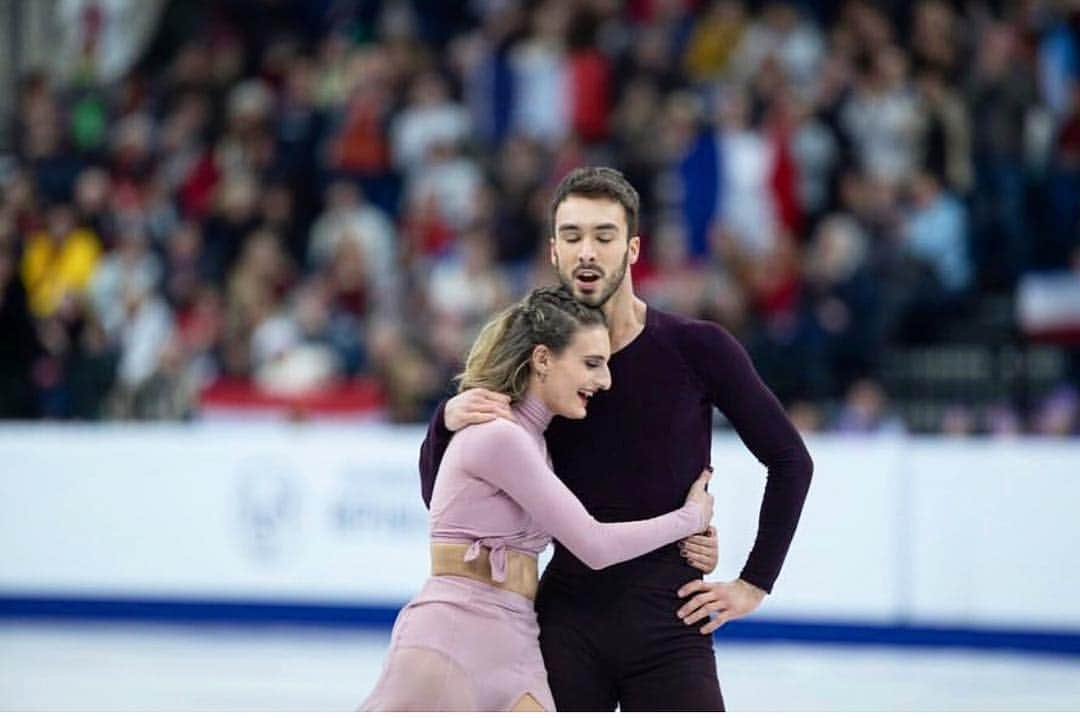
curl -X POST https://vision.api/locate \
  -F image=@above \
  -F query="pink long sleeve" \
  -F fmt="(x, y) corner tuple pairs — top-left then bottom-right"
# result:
(452, 418), (706, 570)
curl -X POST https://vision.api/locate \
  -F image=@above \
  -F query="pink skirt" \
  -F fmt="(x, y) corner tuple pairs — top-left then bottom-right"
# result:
(361, 576), (555, 711)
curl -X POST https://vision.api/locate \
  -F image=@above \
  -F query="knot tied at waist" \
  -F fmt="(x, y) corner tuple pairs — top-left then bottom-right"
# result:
(464, 538), (510, 582)
(430, 541), (539, 600)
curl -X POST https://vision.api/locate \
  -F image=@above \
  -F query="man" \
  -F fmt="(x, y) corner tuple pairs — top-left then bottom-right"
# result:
(419, 167), (813, 710)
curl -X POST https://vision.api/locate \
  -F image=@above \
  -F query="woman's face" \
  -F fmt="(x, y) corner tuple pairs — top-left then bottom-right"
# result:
(536, 325), (612, 419)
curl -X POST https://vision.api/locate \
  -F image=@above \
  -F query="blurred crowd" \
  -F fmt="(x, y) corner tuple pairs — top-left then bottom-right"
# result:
(1, 0), (1078, 433)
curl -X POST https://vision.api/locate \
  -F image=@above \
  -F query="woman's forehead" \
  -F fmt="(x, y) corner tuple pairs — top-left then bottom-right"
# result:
(571, 324), (611, 352)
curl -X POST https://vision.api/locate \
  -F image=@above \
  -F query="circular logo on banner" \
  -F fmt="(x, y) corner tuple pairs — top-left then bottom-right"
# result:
(235, 459), (302, 563)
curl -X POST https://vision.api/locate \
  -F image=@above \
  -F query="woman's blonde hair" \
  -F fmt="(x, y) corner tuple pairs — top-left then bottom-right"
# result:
(456, 285), (607, 401)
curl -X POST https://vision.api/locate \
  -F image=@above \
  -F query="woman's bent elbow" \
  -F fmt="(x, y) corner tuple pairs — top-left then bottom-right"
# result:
(576, 550), (614, 571)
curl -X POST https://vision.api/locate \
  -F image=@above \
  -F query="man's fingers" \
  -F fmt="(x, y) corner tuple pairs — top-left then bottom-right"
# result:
(677, 580), (704, 598)
(477, 398), (515, 415)
(477, 403), (513, 420)
(684, 601), (724, 625)
(476, 389), (512, 405)
(684, 607), (713, 624)
(674, 580), (755, 632)
(704, 584), (730, 601)
(462, 411), (499, 425)
(464, 387), (503, 401)
(699, 613), (728, 635)
(467, 400), (514, 423)
(492, 404), (516, 421)
(676, 595), (705, 619)
(676, 592), (714, 618)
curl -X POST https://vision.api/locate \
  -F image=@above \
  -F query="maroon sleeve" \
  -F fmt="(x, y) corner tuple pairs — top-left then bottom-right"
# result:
(419, 399), (454, 508)
(676, 321), (814, 593)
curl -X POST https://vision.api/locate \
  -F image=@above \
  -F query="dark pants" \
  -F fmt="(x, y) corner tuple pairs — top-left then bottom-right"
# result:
(972, 156), (1028, 288)
(536, 559), (725, 711)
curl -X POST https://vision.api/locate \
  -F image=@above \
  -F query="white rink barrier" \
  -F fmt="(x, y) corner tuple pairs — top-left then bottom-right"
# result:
(1, 425), (1079, 634)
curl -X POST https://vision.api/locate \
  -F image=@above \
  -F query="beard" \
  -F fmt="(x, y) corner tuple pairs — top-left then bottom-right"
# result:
(557, 247), (630, 308)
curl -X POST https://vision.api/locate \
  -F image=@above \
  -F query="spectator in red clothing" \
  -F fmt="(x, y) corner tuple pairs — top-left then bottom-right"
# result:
(1045, 82), (1080, 268)
(765, 85), (805, 237)
(330, 48), (394, 176)
(716, 86), (782, 257)
(566, 7), (613, 143)
(108, 113), (157, 211)
(1, 0), (1072, 428)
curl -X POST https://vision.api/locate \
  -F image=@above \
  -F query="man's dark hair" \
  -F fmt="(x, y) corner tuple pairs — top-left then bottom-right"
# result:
(549, 166), (640, 239)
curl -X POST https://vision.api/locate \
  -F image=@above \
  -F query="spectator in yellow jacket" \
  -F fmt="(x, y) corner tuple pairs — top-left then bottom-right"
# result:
(21, 203), (102, 317)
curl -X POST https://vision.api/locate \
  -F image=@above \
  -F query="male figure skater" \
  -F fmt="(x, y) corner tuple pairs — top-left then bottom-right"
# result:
(419, 167), (813, 710)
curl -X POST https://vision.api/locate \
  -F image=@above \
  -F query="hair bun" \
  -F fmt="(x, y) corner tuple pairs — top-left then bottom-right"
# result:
(522, 288), (562, 332)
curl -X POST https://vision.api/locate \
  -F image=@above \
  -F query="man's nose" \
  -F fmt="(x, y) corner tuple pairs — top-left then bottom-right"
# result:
(578, 237), (598, 263)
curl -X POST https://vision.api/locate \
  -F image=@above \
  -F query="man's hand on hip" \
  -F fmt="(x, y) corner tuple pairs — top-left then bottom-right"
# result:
(675, 578), (766, 635)
(445, 388), (515, 431)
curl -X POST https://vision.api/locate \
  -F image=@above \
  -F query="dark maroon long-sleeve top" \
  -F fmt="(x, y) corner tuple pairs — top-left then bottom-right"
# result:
(419, 306), (813, 593)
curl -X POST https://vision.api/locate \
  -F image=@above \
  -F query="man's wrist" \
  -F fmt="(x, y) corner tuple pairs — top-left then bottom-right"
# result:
(736, 577), (768, 600)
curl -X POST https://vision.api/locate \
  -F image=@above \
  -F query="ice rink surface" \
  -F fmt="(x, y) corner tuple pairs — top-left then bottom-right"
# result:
(2, 620), (1079, 711)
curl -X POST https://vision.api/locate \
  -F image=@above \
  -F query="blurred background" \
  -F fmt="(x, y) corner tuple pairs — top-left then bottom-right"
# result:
(0, 0), (1079, 710)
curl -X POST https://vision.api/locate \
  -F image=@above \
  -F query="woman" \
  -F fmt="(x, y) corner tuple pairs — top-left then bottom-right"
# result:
(361, 286), (713, 711)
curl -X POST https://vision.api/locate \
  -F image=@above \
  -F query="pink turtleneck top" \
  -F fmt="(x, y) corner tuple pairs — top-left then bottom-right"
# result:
(428, 392), (707, 580)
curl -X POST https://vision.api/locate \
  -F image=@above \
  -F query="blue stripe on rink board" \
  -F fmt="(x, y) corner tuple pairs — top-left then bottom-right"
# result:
(0, 595), (401, 627)
(2, 594), (1079, 657)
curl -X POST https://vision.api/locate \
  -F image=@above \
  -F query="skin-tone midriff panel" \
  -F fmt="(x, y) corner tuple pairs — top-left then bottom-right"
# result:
(511, 693), (546, 711)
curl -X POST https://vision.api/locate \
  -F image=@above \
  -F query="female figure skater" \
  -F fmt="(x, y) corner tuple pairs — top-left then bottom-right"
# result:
(361, 286), (713, 711)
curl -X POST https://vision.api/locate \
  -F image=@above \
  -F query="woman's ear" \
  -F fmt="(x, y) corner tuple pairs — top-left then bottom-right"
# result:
(531, 344), (552, 381)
